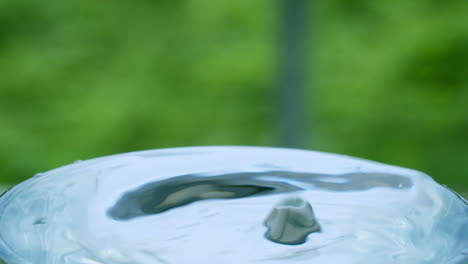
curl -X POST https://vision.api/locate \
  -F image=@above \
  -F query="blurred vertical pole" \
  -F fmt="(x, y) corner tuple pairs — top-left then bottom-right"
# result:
(277, 0), (309, 148)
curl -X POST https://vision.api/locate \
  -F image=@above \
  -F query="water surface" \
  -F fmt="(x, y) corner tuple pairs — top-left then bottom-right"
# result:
(0, 146), (466, 264)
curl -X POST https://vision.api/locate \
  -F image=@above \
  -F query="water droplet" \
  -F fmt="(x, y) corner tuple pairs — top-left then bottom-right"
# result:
(264, 196), (321, 245)
(33, 173), (44, 178)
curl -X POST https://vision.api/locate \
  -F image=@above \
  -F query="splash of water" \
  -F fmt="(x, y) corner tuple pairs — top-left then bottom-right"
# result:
(0, 146), (466, 264)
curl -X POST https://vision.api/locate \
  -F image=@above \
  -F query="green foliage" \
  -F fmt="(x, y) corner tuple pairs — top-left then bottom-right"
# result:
(313, 0), (468, 191)
(0, 0), (467, 192)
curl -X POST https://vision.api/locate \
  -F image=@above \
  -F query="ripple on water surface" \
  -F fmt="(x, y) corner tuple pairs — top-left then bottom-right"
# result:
(0, 146), (466, 264)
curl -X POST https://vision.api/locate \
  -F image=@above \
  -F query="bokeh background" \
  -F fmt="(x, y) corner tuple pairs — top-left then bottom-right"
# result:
(0, 0), (467, 195)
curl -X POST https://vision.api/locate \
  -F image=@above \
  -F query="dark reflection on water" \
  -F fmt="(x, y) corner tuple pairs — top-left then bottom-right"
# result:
(442, 186), (468, 206)
(0, 188), (13, 200)
(108, 171), (412, 220)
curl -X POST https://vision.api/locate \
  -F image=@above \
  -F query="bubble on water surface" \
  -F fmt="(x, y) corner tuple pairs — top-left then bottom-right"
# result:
(0, 146), (466, 264)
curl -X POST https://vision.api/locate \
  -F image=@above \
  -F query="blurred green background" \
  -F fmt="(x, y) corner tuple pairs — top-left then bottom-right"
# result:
(0, 0), (467, 195)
